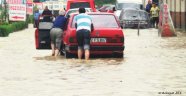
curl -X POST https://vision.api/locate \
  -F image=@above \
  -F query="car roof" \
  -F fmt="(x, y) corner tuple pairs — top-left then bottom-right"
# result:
(122, 8), (148, 13)
(65, 8), (93, 16)
(122, 8), (140, 11)
(70, 12), (115, 16)
(117, 0), (142, 4)
(67, 8), (92, 11)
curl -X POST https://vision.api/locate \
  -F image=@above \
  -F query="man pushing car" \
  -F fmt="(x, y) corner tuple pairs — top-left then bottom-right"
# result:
(74, 7), (93, 60)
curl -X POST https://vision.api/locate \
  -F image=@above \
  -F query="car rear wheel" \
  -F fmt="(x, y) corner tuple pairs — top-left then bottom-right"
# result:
(60, 44), (64, 55)
(64, 50), (73, 58)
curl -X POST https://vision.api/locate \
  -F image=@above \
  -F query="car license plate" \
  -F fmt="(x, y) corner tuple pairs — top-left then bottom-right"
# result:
(91, 38), (106, 43)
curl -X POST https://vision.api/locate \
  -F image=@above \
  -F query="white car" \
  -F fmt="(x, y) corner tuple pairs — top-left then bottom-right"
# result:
(65, 8), (93, 17)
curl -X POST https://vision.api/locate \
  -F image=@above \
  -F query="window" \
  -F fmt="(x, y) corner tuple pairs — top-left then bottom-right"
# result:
(116, 3), (141, 10)
(72, 14), (119, 28)
(70, 2), (90, 9)
(122, 10), (149, 20)
(54, 5), (59, 9)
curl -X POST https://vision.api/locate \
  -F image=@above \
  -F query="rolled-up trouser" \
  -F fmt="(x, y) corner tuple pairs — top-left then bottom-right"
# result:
(50, 28), (63, 49)
(76, 29), (90, 50)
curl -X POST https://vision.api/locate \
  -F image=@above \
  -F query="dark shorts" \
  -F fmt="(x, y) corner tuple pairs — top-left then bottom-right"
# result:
(76, 29), (90, 50)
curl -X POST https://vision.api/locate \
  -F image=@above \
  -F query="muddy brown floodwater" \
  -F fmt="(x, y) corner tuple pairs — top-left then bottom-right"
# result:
(0, 25), (186, 96)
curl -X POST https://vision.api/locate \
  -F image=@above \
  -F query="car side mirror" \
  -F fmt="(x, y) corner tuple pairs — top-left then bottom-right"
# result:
(113, 7), (116, 11)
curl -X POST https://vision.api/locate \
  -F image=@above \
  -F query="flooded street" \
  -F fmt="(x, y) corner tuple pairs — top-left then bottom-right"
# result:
(0, 25), (186, 96)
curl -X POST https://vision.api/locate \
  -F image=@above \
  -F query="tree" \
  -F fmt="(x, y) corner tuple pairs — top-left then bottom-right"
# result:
(0, 1), (8, 23)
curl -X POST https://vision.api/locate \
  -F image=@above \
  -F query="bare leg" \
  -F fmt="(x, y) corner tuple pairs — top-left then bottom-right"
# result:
(55, 49), (59, 57)
(85, 49), (90, 60)
(78, 49), (83, 59)
(156, 20), (159, 29)
(51, 43), (55, 56)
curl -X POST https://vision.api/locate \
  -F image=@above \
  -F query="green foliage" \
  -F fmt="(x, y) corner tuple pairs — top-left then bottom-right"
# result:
(95, 0), (116, 6)
(0, 3), (9, 23)
(28, 15), (34, 24)
(0, 25), (13, 36)
(0, 21), (28, 37)
(0, 9), (5, 22)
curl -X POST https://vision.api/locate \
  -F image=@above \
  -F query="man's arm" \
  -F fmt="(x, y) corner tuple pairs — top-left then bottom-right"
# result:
(75, 23), (77, 29)
(89, 16), (94, 32)
(150, 8), (153, 16)
(63, 17), (68, 30)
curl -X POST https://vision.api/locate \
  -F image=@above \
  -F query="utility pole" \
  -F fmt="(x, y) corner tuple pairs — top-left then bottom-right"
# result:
(50, 0), (54, 14)
(4, 0), (7, 22)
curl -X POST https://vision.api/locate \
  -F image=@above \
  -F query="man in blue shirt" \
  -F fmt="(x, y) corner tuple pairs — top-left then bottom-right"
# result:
(146, 0), (152, 14)
(74, 7), (93, 60)
(50, 9), (67, 56)
(146, 0), (153, 28)
(34, 9), (40, 28)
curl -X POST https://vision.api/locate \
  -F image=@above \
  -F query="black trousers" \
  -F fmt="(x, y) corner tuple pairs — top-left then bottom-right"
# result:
(152, 17), (159, 27)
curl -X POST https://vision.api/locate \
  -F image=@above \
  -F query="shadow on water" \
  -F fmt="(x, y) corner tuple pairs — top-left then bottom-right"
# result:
(33, 55), (60, 61)
(33, 54), (126, 66)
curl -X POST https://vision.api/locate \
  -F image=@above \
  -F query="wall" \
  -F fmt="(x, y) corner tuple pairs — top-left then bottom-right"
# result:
(165, 0), (186, 30)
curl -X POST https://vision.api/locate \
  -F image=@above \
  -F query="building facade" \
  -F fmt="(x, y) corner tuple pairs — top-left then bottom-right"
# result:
(43, 0), (67, 10)
(164, 0), (186, 31)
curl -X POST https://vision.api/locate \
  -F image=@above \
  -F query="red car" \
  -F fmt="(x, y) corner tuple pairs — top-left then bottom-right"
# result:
(62, 13), (125, 58)
(35, 13), (125, 58)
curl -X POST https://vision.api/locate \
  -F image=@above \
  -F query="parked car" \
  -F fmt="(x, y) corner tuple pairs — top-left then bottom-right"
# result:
(65, 8), (93, 17)
(115, 0), (143, 18)
(35, 13), (125, 58)
(98, 5), (115, 12)
(119, 8), (150, 28)
(62, 12), (125, 58)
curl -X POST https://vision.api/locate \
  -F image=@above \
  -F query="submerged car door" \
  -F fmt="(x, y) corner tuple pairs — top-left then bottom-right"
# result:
(35, 16), (53, 49)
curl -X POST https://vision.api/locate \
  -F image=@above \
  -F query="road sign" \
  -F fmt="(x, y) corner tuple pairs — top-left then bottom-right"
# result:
(6, 0), (26, 4)
(27, 3), (33, 15)
(9, 4), (26, 21)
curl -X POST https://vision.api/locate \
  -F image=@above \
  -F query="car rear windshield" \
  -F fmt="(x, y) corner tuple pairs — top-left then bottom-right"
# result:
(116, 3), (141, 10)
(70, 2), (90, 9)
(72, 14), (119, 28)
(65, 9), (92, 17)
